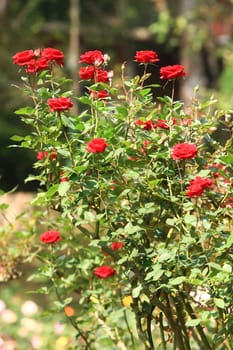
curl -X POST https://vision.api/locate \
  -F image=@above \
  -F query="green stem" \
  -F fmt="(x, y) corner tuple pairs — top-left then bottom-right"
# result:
(159, 312), (167, 350)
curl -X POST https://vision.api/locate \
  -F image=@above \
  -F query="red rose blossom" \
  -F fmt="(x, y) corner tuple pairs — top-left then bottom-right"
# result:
(37, 151), (49, 160)
(40, 230), (62, 244)
(79, 66), (95, 80)
(86, 138), (108, 153)
(134, 50), (160, 64)
(95, 69), (110, 83)
(47, 97), (73, 112)
(80, 50), (105, 65)
(41, 47), (64, 65)
(88, 89), (110, 99)
(110, 242), (124, 250)
(172, 143), (197, 160)
(186, 176), (213, 198)
(160, 64), (187, 80)
(26, 57), (50, 73)
(12, 50), (35, 66)
(94, 265), (116, 279)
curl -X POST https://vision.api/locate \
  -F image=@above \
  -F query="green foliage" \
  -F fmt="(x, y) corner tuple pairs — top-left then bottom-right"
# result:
(11, 49), (233, 350)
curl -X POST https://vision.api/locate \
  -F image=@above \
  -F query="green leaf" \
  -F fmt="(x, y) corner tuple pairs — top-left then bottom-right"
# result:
(132, 284), (142, 298)
(58, 181), (70, 196)
(183, 214), (197, 227)
(185, 318), (200, 327)
(10, 135), (24, 141)
(15, 106), (34, 116)
(169, 276), (186, 285)
(226, 233), (233, 248)
(214, 298), (225, 309)
(220, 155), (233, 164)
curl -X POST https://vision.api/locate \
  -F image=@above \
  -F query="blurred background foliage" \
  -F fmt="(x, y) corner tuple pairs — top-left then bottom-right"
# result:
(0, 0), (233, 191)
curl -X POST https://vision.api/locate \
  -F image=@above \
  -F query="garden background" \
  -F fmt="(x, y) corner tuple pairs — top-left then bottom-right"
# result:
(0, 1), (233, 349)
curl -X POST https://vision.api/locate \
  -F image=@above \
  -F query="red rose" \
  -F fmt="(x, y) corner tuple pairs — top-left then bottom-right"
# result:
(186, 176), (213, 198)
(186, 183), (203, 197)
(80, 50), (104, 65)
(40, 230), (62, 244)
(47, 97), (73, 112)
(95, 69), (110, 83)
(172, 143), (197, 160)
(41, 47), (64, 65)
(134, 50), (160, 64)
(160, 64), (187, 79)
(37, 151), (49, 160)
(94, 265), (116, 279)
(155, 119), (170, 129)
(135, 119), (157, 130)
(86, 138), (108, 153)
(88, 89), (110, 99)
(79, 66), (95, 80)
(110, 242), (124, 250)
(12, 50), (35, 66)
(26, 57), (50, 73)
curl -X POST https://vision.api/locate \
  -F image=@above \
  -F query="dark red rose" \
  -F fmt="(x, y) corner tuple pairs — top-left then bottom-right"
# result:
(186, 176), (213, 197)
(160, 64), (187, 79)
(135, 119), (157, 130)
(79, 66), (95, 80)
(40, 230), (62, 244)
(86, 138), (108, 153)
(26, 57), (50, 73)
(12, 50), (35, 66)
(47, 97), (73, 112)
(134, 50), (160, 64)
(172, 143), (197, 160)
(95, 69), (110, 83)
(41, 47), (64, 65)
(88, 89), (110, 99)
(94, 265), (116, 279)
(110, 242), (124, 250)
(80, 50), (104, 65)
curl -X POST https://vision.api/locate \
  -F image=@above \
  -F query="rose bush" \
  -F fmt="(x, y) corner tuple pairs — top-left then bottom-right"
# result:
(12, 48), (233, 349)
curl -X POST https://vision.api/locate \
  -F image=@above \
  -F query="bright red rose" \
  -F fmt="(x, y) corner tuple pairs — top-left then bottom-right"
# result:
(40, 230), (62, 244)
(12, 50), (35, 66)
(37, 151), (49, 160)
(47, 97), (73, 112)
(160, 64), (187, 79)
(94, 265), (116, 279)
(95, 69), (110, 83)
(79, 66), (95, 80)
(88, 89), (110, 99)
(186, 176), (213, 197)
(86, 138), (108, 153)
(80, 50), (104, 65)
(186, 183), (203, 197)
(41, 47), (64, 65)
(172, 143), (197, 160)
(110, 242), (124, 250)
(134, 50), (160, 64)
(26, 57), (50, 73)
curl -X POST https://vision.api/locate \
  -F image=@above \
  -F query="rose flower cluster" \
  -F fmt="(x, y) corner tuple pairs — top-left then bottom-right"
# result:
(12, 48), (64, 73)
